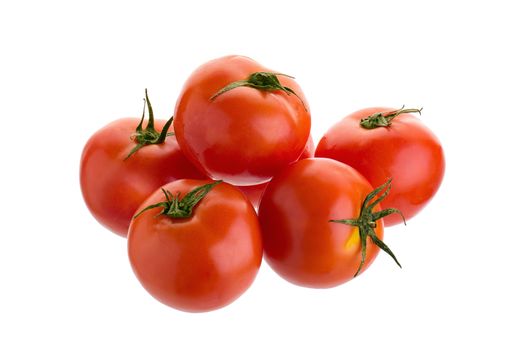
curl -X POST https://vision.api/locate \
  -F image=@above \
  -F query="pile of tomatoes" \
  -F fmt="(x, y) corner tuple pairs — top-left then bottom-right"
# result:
(80, 55), (445, 312)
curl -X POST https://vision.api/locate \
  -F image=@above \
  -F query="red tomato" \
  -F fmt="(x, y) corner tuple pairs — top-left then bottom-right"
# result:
(258, 158), (401, 288)
(174, 55), (311, 186)
(316, 107), (445, 226)
(128, 180), (262, 312)
(80, 91), (206, 237)
(237, 135), (315, 209)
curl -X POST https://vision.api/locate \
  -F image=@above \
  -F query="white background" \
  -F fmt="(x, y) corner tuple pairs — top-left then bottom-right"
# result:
(1, 1), (524, 349)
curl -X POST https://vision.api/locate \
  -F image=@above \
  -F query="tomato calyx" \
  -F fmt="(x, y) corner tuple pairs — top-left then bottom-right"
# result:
(210, 71), (307, 110)
(330, 179), (405, 277)
(125, 89), (175, 160)
(359, 106), (422, 129)
(134, 181), (223, 219)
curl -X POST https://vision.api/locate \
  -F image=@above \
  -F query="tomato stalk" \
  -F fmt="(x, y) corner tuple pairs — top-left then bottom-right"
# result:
(125, 89), (174, 159)
(359, 106), (422, 129)
(210, 71), (307, 110)
(134, 181), (222, 219)
(330, 179), (405, 277)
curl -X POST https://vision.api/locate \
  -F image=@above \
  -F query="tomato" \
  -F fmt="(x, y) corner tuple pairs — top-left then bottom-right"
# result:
(316, 107), (445, 226)
(128, 180), (262, 312)
(237, 135), (315, 209)
(174, 55), (311, 186)
(258, 158), (401, 288)
(80, 90), (206, 237)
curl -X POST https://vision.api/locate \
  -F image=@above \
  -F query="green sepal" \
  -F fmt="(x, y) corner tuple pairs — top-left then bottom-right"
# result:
(125, 89), (175, 160)
(134, 181), (223, 220)
(330, 178), (405, 277)
(210, 71), (307, 110)
(360, 106), (422, 129)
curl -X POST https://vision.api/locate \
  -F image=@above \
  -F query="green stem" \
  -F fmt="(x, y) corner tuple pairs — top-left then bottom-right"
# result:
(134, 181), (223, 219)
(359, 106), (422, 129)
(125, 89), (175, 160)
(330, 178), (405, 277)
(210, 71), (307, 110)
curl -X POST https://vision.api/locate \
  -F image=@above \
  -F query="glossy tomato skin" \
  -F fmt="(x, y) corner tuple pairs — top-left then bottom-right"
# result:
(128, 180), (262, 312)
(80, 118), (206, 237)
(316, 108), (445, 226)
(174, 55), (311, 186)
(258, 158), (383, 288)
(237, 135), (315, 209)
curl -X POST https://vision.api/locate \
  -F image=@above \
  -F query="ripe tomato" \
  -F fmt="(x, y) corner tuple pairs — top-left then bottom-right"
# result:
(128, 180), (262, 312)
(258, 158), (401, 288)
(316, 107), (445, 226)
(237, 135), (315, 209)
(174, 55), (311, 186)
(80, 90), (205, 237)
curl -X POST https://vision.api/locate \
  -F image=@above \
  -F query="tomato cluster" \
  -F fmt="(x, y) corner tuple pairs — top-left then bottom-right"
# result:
(80, 55), (445, 312)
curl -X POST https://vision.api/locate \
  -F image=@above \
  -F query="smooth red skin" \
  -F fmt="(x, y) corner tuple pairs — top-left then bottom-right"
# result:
(128, 180), (262, 312)
(80, 118), (206, 237)
(237, 135), (315, 209)
(258, 158), (383, 288)
(174, 55), (311, 186)
(316, 107), (445, 226)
